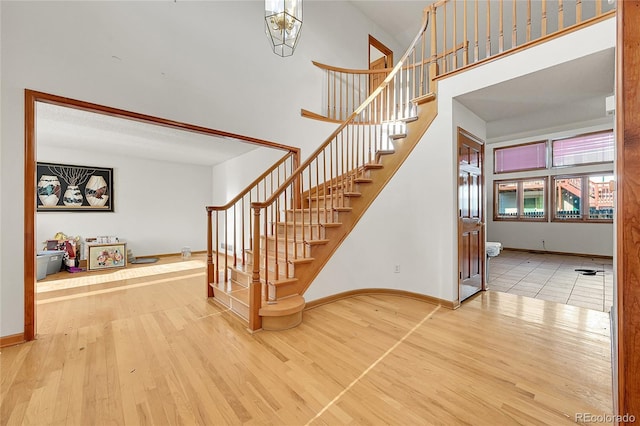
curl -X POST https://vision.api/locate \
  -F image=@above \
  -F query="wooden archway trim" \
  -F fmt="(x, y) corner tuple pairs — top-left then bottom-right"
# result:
(23, 90), (299, 342)
(616, 0), (640, 419)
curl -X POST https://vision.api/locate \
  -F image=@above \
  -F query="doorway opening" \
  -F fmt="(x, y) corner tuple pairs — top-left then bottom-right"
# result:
(457, 127), (485, 303)
(24, 90), (298, 341)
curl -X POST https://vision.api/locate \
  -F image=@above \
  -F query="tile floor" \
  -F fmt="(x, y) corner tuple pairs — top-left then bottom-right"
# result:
(487, 249), (614, 312)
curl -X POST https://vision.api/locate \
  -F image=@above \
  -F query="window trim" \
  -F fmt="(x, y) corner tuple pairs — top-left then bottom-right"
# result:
(551, 173), (614, 223)
(493, 140), (548, 174)
(493, 176), (548, 222)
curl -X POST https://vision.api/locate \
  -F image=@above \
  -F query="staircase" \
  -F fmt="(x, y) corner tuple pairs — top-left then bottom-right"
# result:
(205, 0), (616, 332)
(210, 94), (437, 330)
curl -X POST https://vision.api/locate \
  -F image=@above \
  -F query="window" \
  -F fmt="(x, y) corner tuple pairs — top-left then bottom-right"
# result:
(494, 141), (547, 173)
(552, 174), (614, 222)
(494, 178), (547, 221)
(552, 130), (614, 167)
(493, 130), (615, 223)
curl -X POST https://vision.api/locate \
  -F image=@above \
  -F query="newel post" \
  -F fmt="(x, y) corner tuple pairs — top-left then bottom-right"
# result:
(249, 206), (263, 331)
(206, 209), (214, 297)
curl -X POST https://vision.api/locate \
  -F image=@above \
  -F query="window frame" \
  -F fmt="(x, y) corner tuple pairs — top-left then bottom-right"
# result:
(551, 173), (615, 223)
(493, 176), (549, 222)
(551, 130), (615, 168)
(493, 140), (548, 174)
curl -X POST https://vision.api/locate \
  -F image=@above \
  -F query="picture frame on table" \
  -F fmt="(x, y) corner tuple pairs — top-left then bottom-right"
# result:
(87, 242), (127, 271)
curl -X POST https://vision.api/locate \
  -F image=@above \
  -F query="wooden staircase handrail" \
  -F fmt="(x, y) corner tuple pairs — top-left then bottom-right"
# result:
(253, 7), (431, 210)
(311, 60), (395, 75)
(206, 150), (298, 212)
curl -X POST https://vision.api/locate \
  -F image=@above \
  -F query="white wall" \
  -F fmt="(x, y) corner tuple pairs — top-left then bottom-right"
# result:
(485, 119), (615, 256)
(210, 147), (286, 205)
(210, 119), (334, 206)
(0, 1), (401, 336)
(306, 18), (616, 304)
(37, 146), (211, 257)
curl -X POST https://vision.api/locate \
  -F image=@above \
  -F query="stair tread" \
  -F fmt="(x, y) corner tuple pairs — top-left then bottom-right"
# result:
(382, 115), (418, 124)
(227, 263), (288, 278)
(297, 207), (351, 213)
(210, 281), (247, 292)
(270, 277), (298, 286)
(223, 266), (298, 285)
(389, 133), (407, 140)
(412, 92), (436, 105)
(245, 249), (314, 263)
(259, 295), (306, 317)
(307, 192), (361, 199)
(364, 163), (384, 169)
(278, 221), (343, 227)
(215, 286), (304, 317)
(265, 235), (330, 245)
(287, 208), (335, 212)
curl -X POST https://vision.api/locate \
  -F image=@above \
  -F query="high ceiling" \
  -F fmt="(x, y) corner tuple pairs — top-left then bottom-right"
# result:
(36, 1), (615, 163)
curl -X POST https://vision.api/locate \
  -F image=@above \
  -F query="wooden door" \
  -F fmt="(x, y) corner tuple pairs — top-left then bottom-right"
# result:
(458, 128), (485, 302)
(369, 35), (393, 121)
(369, 56), (387, 93)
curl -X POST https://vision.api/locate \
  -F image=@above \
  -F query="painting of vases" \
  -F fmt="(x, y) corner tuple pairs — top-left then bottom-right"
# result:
(36, 162), (114, 212)
(37, 175), (61, 206)
(63, 185), (83, 206)
(85, 175), (109, 207)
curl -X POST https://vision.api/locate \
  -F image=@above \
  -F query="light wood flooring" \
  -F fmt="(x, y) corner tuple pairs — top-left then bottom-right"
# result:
(1, 258), (613, 425)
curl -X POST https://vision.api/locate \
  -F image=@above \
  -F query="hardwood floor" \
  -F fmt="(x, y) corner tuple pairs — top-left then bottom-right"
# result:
(1, 262), (613, 425)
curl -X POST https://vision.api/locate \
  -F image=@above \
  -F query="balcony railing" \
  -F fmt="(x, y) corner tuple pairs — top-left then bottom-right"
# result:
(305, 0), (615, 122)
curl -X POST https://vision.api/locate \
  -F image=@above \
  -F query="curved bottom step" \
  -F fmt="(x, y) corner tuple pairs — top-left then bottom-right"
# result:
(260, 295), (305, 331)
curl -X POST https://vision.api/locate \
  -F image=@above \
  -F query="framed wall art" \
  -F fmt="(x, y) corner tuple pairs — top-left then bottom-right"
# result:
(37, 162), (113, 212)
(87, 242), (127, 271)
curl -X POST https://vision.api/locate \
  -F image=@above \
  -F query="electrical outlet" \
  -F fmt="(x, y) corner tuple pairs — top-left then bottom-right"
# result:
(394, 264), (400, 273)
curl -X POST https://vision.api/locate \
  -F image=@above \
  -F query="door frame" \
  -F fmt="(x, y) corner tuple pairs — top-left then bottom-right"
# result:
(456, 127), (486, 304)
(369, 34), (393, 70)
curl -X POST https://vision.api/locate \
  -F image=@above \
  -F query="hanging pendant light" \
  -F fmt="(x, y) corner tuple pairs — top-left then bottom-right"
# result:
(265, 0), (303, 57)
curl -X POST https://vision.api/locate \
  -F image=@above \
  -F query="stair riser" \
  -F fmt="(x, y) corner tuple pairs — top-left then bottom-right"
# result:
(269, 281), (299, 299)
(245, 258), (295, 279)
(213, 274), (295, 315)
(225, 270), (296, 294)
(231, 264), (290, 283)
(308, 180), (365, 196)
(211, 284), (232, 307)
(211, 285), (250, 321)
(262, 238), (312, 258)
(230, 298), (249, 321)
(276, 223), (327, 240)
(305, 195), (350, 210)
(229, 269), (252, 286)
(285, 210), (339, 224)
